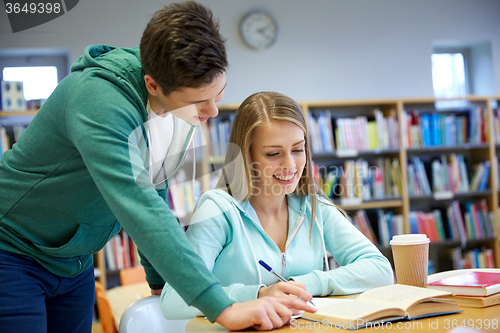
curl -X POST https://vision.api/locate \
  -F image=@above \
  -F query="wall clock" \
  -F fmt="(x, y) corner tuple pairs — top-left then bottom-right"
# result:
(240, 11), (278, 51)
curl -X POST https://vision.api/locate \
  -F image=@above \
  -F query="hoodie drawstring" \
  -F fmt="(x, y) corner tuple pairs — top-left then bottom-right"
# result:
(306, 199), (330, 271)
(191, 126), (198, 202)
(232, 202), (262, 285)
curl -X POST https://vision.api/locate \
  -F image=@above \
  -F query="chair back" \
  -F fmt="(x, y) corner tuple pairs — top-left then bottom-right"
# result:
(120, 266), (147, 285)
(119, 296), (190, 333)
(95, 281), (118, 333)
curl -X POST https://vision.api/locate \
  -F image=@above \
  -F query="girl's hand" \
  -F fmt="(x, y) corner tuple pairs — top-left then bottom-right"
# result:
(258, 281), (312, 301)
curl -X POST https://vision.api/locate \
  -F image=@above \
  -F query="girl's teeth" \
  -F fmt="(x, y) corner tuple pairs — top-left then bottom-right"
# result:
(275, 174), (294, 181)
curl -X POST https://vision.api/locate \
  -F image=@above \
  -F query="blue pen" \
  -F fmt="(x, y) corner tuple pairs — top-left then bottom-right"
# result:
(258, 260), (316, 307)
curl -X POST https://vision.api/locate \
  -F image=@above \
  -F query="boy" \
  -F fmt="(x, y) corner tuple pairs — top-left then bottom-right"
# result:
(0, 2), (314, 332)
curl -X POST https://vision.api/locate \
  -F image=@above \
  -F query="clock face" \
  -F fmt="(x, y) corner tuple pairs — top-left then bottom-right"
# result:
(240, 12), (278, 50)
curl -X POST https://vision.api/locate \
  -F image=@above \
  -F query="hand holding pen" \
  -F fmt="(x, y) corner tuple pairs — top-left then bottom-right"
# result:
(258, 260), (316, 307)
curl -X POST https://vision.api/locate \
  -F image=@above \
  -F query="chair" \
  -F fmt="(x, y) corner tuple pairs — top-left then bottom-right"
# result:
(119, 296), (190, 333)
(95, 281), (118, 333)
(120, 266), (147, 286)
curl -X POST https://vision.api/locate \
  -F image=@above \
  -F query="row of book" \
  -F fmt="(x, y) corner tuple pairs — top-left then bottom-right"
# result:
(103, 230), (140, 271)
(401, 107), (488, 148)
(307, 109), (399, 154)
(349, 209), (404, 247)
(167, 169), (201, 222)
(448, 247), (496, 270)
(0, 123), (28, 157)
(409, 201), (495, 243)
(315, 158), (403, 202)
(407, 155), (490, 197)
(431, 156), (490, 193)
(445, 200), (496, 242)
(490, 107), (500, 145)
(0, 126), (9, 156)
(349, 200), (494, 247)
(205, 115), (234, 157)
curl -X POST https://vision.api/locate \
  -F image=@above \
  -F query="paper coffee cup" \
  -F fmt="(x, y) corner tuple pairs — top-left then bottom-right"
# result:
(390, 234), (430, 287)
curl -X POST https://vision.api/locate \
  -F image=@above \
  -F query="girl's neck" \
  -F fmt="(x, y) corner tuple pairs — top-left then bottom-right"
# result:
(250, 194), (287, 217)
(250, 194), (289, 252)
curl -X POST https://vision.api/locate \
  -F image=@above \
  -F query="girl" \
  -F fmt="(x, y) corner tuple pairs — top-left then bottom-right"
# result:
(161, 91), (393, 319)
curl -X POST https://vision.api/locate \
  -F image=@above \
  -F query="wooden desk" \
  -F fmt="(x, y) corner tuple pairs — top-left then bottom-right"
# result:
(186, 303), (500, 333)
(105, 281), (150, 328)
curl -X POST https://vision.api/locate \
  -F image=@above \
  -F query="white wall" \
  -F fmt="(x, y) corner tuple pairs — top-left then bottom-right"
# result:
(1, 0), (499, 104)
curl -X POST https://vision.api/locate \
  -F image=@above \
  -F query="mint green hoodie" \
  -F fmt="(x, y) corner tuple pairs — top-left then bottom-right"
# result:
(161, 190), (394, 319)
(0, 45), (233, 321)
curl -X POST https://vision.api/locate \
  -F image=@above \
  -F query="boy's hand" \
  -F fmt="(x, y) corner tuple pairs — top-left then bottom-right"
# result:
(215, 297), (316, 331)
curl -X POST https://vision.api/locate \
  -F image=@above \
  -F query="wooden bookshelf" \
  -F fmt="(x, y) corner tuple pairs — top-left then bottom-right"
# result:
(0, 109), (38, 117)
(210, 95), (500, 272)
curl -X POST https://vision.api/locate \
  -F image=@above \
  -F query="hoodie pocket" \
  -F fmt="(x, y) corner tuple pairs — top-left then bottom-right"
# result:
(32, 222), (120, 257)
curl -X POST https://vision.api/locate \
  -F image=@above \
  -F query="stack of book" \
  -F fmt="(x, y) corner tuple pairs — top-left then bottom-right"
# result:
(427, 271), (500, 308)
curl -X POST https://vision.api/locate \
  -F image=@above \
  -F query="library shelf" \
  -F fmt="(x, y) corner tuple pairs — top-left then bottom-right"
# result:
(409, 189), (494, 202)
(334, 198), (403, 211)
(0, 110), (39, 117)
(312, 149), (400, 160)
(406, 143), (491, 155)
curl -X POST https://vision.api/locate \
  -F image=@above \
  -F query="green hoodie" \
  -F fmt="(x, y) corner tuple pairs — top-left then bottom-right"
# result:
(0, 45), (233, 321)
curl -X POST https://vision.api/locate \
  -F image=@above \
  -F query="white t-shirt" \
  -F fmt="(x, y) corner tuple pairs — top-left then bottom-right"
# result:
(147, 104), (174, 183)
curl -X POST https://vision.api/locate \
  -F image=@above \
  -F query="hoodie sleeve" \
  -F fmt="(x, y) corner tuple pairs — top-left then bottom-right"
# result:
(289, 200), (394, 296)
(138, 187), (169, 289)
(64, 72), (233, 322)
(161, 194), (265, 320)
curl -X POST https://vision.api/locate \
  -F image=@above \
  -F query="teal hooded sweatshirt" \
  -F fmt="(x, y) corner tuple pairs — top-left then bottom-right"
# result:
(0, 45), (233, 321)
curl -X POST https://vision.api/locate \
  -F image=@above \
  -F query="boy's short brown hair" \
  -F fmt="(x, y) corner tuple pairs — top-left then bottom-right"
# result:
(140, 1), (228, 95)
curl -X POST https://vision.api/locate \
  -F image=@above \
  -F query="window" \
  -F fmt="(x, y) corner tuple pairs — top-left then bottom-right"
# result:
(431, 53), (468, 99)
(3, 66), (58, 101)
(0, 52), (69, 106)
(432, 41), (495, 109)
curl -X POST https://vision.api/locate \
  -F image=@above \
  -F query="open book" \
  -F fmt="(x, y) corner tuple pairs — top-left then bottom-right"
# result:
(302, 284), (461, 330)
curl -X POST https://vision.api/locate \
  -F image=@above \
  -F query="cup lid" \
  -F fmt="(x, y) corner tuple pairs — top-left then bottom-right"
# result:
(390, 234), (430, 245)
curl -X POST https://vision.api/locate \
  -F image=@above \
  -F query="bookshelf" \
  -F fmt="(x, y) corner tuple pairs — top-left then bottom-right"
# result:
(208, 96), (500, 274)
(0, 110), (37, 154)
(7, 95), (499, 285)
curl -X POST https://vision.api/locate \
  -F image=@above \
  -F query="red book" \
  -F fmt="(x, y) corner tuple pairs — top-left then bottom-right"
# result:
(427, 271), (500, 296)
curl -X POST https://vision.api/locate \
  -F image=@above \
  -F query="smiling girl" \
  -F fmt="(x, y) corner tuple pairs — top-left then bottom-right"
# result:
(160, 91), (394, 319)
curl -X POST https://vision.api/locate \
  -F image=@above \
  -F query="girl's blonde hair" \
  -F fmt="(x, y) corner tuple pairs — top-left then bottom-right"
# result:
(217, 91), (339, 227)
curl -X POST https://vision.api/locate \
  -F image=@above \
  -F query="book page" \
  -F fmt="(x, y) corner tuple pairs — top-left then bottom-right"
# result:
(310, 299), (397, 321)
(293, 298), (355, 319)
(356, 284), (451, 310)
